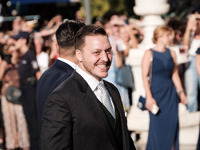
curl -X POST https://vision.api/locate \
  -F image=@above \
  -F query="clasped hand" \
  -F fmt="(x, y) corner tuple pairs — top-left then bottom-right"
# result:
(145, 97), (157, 112)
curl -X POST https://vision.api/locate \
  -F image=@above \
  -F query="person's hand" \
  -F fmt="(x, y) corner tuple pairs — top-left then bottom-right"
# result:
(51, 15), (62, 22)
(186, 14), (197, 32)
(179, 92), (187, 105)
(112, 40), (118, 54)
(124, 40), (130, 48)
(129, 24), (139, 35)
(145, 97), (157, 112)
(1, 60), (8, 70)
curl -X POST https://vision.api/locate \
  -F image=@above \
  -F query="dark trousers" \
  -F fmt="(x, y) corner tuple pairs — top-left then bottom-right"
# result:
(20, 83), (39, 150)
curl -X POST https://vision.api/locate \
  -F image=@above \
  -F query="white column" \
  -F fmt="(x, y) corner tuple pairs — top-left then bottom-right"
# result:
(133, 0), (169, 49)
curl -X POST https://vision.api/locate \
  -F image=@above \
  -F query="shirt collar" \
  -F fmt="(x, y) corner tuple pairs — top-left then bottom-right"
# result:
(76, 66), (100, 91)
(57, 57), (77, 69)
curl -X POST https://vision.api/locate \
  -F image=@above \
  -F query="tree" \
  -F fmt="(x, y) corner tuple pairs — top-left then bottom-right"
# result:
(79, 0), (136, 22)
(167, 0), (200, 19)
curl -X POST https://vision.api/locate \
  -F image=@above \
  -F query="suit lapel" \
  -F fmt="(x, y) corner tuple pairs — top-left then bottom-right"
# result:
(104, 81), (124, 120)
(104, 81), (130, 150)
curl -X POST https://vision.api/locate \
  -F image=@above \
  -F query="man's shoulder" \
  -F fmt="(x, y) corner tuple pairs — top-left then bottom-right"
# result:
(37, 61), (75, 94)
(40, 60), (73, 78)
(54, 59), (75, 72)
(57, 71), (83, 87)
(45, 72), (84, 105)
(51, 71), (86, 95)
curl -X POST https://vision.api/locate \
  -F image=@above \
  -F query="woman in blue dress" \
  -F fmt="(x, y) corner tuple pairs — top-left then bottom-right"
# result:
(142, 25), (187, 150)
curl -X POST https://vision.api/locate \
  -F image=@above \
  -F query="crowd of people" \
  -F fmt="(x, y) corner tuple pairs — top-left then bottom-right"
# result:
(0, 9), (199, 150)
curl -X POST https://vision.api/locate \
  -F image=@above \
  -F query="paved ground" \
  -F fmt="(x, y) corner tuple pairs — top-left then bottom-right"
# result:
(135, 143), (197, 150)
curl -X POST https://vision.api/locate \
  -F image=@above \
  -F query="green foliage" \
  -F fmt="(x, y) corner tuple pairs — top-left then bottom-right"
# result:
(80, 0), (135, 20)
(109, 0), (126, 12)
(90, 0), (110, 19)
(166, 0), (200, 20)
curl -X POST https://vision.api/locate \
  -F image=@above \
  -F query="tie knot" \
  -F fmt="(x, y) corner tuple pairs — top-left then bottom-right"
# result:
(99, 81), (104, 87)
(97, 81), (106, 92)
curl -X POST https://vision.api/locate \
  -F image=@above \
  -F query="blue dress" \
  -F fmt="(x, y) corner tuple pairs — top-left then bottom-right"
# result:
(146, 48), (179, 150)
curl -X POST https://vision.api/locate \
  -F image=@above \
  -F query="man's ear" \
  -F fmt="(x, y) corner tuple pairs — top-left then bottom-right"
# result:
(75, 49), (83, 62)
(55, 41), (59, 50)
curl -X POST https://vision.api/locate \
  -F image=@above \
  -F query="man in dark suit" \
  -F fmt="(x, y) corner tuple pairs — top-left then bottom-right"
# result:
(36, 19), (85, 131)
(41, 25), (136, 150)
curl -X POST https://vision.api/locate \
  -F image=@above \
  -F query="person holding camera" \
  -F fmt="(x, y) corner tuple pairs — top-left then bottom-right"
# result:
(142, 25), (187, 150)
(183, 10), (200, 112)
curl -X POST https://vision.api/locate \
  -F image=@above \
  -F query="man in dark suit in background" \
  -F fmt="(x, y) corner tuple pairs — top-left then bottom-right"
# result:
(41, 25), (136, 150)
(36, 19), (85, 131)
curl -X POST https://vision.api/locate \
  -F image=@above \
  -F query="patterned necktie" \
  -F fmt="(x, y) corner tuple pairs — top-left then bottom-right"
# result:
(97, 81), (115, 118)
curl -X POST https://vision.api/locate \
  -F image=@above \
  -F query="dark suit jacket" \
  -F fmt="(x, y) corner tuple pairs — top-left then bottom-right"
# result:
(36, 59), (74, 130)
(41, 71), (136, 150)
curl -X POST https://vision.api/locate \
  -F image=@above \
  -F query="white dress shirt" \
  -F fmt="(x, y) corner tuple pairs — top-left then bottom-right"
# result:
(76, 66), (115, 112)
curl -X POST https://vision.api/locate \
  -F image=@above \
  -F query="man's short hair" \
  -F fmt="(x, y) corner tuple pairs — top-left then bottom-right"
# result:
(75, 25), (108, 50)
(56, 19), (85, 49)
